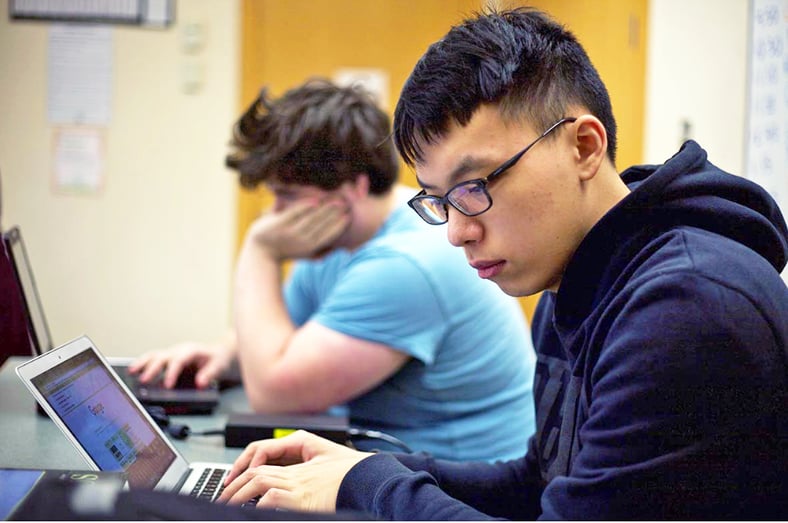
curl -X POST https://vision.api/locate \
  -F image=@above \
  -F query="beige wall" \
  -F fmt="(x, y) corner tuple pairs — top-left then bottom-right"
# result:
(0, 0), (240, 356)
(643, 0), (749, 174)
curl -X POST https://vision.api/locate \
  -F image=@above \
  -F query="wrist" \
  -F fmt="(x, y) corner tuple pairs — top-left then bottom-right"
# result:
(240, 233), (284, 267)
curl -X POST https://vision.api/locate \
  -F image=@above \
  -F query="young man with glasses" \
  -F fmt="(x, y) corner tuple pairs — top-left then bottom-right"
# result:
(130, 78), (537, 463)
(214, 7), (788, 520)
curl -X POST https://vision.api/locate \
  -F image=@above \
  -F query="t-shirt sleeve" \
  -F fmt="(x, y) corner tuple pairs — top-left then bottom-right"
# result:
(284, 261), (320, 327)
(306, 251), (450, 365)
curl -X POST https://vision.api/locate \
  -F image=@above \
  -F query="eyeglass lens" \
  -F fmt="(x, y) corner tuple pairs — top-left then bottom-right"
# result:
(411, 181), (491, 224)
(448, 182), (490, 216)
(413, 197), (447, 224)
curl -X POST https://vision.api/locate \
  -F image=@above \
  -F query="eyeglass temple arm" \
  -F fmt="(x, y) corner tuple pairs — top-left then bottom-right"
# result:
(487, 117), (578, 183)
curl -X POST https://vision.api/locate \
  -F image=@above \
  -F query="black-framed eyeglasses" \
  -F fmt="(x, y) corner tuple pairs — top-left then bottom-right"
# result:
(407, 117), (577, 225)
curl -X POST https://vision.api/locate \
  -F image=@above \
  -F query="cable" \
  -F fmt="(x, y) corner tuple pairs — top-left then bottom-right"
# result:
(144, 405), (224, 440)
(191, 428), (226, 436)
(145, 405), (414, 452)
(168, 426), (225, 440)
(346, 427), (413, 453)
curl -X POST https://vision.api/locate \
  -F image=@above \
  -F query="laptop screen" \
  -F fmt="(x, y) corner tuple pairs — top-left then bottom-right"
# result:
(30, 348), (176, 489)
(4, 227), (53, 354)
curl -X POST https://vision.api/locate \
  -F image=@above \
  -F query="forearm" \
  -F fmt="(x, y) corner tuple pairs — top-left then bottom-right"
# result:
(393, 453), (542, 520)
(233, 237), (298, 411)
(338, 453), (540, 520)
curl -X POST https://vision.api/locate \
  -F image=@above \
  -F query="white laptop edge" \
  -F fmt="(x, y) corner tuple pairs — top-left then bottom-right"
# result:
(14, 334), (207, 493)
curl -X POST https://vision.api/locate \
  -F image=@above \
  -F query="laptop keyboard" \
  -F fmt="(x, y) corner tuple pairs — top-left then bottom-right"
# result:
(190, 467), (228, 501)
(188, 467), (261, 507)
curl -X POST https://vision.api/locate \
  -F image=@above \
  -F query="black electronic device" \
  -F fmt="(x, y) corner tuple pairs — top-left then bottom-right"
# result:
(224, 413), (350, 448)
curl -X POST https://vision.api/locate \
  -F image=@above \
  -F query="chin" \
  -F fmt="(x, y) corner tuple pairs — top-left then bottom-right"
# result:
(493, 275), (545, 298)
(490, 278), (524, 298)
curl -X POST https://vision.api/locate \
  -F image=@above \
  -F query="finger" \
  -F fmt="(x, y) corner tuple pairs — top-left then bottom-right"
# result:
(280, 199), (322, 224)
(311, 209), (350, 245)
(227, 476), (278, 506)
(302, 200), (346, 230)
(162, 357), (189, 389)
(249, 444), (289, 467)
(224, 444), (262, 484)
(127, 353), (151, 373)
(247, 432), (316, 466)
(195, 363), (219, 389)
(256, 487), (297, 511)
(218, 468), (252, 504)
(221, 466), (287, 505)
(217, 469), (247, 503)
(298, 205), (349, 245)
(288, 198), (344, 228)
(137, 356), (167, 384)
(225, 435), (307, 485)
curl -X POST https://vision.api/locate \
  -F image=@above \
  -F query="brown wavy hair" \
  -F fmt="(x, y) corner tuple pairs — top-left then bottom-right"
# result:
(227, 78), (398, 194)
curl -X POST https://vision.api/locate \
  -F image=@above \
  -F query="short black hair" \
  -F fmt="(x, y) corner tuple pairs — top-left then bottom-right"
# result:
(227, 78), (399, 194)
(394, 7), (617, 166)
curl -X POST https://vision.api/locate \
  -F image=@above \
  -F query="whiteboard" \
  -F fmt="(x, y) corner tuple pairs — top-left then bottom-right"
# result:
(745, 0), (788, 280)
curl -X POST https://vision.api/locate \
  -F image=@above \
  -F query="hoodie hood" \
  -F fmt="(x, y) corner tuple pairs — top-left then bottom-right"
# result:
(621, 140), (787, 272)
(555, 140), (788, 326)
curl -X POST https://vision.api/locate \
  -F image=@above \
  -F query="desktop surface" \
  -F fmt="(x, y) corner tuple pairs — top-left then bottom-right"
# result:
(0, 357), (248, 469)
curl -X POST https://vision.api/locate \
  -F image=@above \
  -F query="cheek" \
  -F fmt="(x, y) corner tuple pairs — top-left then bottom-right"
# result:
(504, 179), (559, 233)
(499, 180), (575, 267)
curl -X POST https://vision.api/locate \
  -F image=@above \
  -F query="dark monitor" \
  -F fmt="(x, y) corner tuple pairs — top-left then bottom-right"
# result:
(0, 226), (33, 365)
(2, 226), (51, 357)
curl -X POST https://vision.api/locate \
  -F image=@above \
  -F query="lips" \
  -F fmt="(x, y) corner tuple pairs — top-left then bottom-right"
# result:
(470, 260), (505, 279)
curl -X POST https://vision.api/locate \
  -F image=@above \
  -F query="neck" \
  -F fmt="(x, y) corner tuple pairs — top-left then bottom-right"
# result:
(344, 185), (403, 249)
(592, 164), (631, 224)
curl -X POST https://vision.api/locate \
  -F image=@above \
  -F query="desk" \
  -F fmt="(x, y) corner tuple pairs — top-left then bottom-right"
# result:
(0, 356), (250, 468)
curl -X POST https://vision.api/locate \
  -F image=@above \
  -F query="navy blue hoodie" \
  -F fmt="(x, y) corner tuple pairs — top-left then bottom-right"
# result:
(336, 141), (788, 520)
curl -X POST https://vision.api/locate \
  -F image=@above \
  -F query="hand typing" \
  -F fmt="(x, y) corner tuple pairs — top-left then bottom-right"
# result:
(128, 340), (236, 389)
(218, 430), (373, 513)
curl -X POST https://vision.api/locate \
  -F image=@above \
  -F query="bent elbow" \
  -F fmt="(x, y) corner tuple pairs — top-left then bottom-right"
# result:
(243, 375), (335, 414)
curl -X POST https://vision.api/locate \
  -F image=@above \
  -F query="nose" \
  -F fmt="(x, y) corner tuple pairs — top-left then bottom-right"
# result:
(446, 208), (482, 247)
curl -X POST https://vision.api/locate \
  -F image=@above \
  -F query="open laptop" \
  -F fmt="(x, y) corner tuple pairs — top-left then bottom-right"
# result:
(2, 225), (220, 414)
(15, 335), (232, 501)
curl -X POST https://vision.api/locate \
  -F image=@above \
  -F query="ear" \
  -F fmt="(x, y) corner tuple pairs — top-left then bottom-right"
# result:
(572, 115), (608, 182)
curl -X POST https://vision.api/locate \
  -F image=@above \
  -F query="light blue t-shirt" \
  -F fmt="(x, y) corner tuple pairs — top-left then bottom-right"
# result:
(284, 195), (536, 462)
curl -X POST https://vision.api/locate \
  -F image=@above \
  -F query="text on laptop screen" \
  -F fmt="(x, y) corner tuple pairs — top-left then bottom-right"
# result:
(30, 348), (176, 489)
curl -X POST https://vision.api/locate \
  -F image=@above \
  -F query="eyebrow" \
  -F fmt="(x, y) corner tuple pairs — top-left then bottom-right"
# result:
(416, 155), (491, 190)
